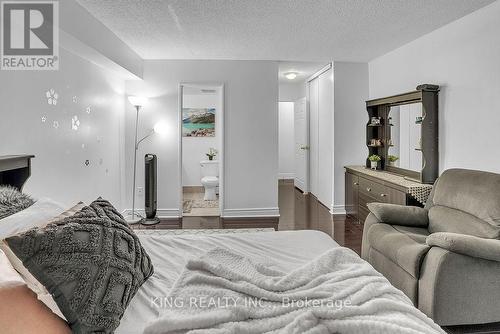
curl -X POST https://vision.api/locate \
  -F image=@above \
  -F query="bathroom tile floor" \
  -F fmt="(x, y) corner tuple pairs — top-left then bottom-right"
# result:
(183, 190), (220, 217)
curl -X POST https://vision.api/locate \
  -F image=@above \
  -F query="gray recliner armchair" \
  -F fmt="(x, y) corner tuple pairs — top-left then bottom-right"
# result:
(361, 168), (500, 326)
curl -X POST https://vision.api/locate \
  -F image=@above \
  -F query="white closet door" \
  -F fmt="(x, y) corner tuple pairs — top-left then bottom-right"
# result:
(309, 78), (319, 196)
(317, 68), (333, 208)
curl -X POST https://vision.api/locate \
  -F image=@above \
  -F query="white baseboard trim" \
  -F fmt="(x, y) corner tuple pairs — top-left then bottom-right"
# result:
(278, 173), (295, 180)
(122, 208), (181, 219)
(222, 207), (280, 218)
(330, 205), (347, 215)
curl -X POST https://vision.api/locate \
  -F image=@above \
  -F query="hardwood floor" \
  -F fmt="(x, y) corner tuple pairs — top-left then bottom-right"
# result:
(132, 180), (364, 252)
(278, 180), (363, 254)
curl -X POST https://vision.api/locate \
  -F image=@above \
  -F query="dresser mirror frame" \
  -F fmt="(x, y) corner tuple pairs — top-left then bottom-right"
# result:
(365, 86), (439, 184)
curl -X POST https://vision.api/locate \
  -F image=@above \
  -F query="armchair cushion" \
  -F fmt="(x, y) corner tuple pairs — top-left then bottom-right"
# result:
(430, 169), (500, 227)
(367, 203), (429, 227)
(428, 206), (500, 238)
(368, 223), (430, 278)
(426, 232), (500, 262)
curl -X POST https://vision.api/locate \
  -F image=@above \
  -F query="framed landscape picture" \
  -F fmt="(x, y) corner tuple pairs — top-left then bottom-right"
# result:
(182, 108), (216, 137)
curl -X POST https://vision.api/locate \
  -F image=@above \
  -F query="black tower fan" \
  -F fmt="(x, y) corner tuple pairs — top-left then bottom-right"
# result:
(143, 154), (160, 225)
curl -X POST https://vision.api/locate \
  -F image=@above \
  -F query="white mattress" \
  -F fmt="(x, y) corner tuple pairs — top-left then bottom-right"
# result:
(116, 230), (338, 334)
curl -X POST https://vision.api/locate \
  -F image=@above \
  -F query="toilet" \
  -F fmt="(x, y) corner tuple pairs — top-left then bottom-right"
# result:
(200, 160), (219, 201)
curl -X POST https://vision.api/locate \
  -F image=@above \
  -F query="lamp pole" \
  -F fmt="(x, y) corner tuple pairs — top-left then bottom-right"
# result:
(131, 105), (142, 223)
(130, 105), (155, 224)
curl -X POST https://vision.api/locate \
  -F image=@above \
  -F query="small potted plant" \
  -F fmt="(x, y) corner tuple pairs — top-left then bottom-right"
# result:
(368, 154), (381, 170)
(206, 148), (218, 161)
(388, 155), (399, 167)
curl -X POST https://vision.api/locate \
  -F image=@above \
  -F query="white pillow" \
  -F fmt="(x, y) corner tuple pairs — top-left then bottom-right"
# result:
(0, 249), (25, 288)
(0, 242), (48, 294)
(0, 198), (65, 239)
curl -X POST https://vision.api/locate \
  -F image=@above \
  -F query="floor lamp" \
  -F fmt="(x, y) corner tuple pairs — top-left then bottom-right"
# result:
(126, 96), (168, 225)
(126, 96), (148, 224)
(124, 97), (168, 224)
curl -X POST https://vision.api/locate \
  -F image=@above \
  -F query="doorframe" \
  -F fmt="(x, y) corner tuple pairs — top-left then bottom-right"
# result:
(306, 63), (332, 83)
(178, 83), (225, 217)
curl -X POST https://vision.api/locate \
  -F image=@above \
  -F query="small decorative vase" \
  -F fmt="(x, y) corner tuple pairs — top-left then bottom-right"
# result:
(370, 161), (378, 170)
(208, 156), (214, 161)
(389, 161), (395, 167)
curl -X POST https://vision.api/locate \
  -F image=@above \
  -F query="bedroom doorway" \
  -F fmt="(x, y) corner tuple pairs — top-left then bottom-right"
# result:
(293, 97), (308, 192)
(178, 84), (224, 221)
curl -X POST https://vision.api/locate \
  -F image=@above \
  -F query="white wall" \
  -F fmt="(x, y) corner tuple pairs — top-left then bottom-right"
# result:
(279, 81), (306, 102)
(0, 48), (125, 209)
(317, 69), (334, 209)
(126, 60), (279, 218)
(278, 102), (294, 179)
(369, 1), (500, 174)
(182, 92), (221, 186)
(333, 62), (369, 213)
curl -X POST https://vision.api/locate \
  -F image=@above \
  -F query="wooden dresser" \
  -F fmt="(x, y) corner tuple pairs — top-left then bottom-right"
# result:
(345, 166), (432, 223)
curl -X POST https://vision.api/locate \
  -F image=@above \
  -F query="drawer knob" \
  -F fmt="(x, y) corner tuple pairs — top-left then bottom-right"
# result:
(366, 187), (372, 192)
(380, 193), (387, 197)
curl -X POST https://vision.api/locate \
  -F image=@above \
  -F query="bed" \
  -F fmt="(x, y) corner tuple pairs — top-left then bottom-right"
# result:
(0, 155), (444, 334)
(117, 229), (337, 333)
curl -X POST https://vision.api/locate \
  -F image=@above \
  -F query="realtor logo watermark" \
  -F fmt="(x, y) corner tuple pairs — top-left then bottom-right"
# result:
(1, 1), (59, 70)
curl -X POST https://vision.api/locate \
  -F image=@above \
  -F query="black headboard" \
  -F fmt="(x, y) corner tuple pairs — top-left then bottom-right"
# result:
(0, 155), (34, 191)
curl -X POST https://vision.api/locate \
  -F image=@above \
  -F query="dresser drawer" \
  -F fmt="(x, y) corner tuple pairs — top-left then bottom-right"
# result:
(359, 177), (389, 202)
(387, 187), (407, 205)
(359, 191), (379, 208)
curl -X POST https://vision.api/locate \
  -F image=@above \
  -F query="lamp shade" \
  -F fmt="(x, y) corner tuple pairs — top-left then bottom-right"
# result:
(153, 122), (168, 135)
(128, 96), (148, 108)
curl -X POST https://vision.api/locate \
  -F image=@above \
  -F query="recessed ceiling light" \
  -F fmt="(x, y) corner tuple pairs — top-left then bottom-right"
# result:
(284, 72), (298, 80)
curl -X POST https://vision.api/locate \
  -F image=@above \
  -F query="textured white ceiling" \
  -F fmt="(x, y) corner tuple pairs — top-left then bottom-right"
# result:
(76, 0), (495, 62)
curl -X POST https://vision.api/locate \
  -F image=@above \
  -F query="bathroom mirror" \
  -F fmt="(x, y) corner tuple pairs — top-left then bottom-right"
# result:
(387, 103), (423, 173)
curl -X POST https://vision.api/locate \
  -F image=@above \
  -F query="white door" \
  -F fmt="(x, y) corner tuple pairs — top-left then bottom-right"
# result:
(305, 64), (334, 209)
(309, 78), (319, 195)
(294, 97), (309, 192)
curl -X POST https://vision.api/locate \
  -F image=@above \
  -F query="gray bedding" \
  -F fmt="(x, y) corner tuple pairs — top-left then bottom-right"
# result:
(0, 185), (34, 220)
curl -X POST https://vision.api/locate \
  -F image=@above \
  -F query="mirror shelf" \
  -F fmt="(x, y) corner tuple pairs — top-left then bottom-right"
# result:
(365, 85), (439, 184)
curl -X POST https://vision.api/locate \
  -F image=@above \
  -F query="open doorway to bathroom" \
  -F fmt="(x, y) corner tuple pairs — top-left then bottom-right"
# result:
(179, 84), (224, 222)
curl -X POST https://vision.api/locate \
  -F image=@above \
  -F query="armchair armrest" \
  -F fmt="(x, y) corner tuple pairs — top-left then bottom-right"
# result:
(426, 232), (500, 262)
(367, 203), (429, 227)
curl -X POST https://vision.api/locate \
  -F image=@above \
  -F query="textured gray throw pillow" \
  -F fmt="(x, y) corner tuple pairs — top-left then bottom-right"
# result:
(6, 198), (154, 334)
(0, 185), (35, 219)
